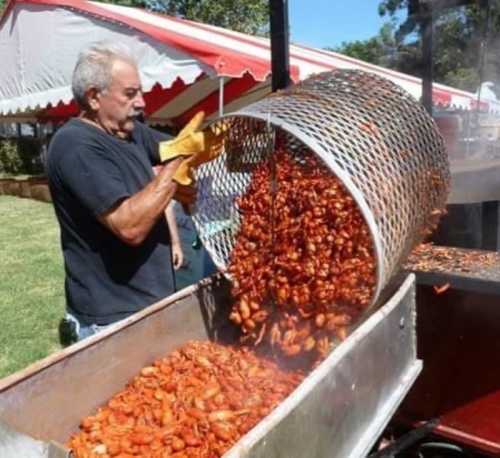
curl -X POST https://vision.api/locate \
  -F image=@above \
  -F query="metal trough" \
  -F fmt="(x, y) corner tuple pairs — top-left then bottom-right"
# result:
(0, 273), (420, 458)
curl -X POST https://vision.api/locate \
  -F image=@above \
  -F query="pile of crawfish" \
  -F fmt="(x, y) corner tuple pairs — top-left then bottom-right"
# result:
(69, 340), (303, 458)
(228, 145), (376, 361)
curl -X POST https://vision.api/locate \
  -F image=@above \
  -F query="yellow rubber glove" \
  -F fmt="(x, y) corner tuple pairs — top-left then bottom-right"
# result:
(158, 111), (206, 162)
(159, 112), (228, 186)
(172, 126), (225, 185)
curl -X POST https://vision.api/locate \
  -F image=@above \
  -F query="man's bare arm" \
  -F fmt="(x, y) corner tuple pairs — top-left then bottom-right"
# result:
(98, 158), (183, 246)
(166, 201), (181, 247)
(166, 201), (184, 270)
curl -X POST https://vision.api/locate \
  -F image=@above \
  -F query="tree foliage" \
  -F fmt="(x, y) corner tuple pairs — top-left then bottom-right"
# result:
(333, 21), (424, 82)
(336, 1), (500, 94)
(161, 0), (268, 35)
(378, 0), (409, 17)
(99, 0), (269, 34)
(332, 23), (406, 67)
(373, 0), (500, 94)
(0, 0), (268, 34)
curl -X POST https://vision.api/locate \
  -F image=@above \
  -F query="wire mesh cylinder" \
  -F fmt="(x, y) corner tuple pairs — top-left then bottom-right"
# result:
(193, 69), (450, 305)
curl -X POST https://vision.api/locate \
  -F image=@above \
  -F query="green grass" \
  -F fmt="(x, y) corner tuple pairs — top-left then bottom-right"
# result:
(0, 196), (65, 379)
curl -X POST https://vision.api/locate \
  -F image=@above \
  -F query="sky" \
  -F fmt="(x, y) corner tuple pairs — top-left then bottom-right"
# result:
(288, 0), (405, 49)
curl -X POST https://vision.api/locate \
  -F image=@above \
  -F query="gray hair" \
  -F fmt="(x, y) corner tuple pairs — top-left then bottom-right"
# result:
(71, 41), (137, 108)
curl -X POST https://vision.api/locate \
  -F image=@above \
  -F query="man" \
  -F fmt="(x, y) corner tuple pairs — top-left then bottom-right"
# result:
(47, 41), (218, 341)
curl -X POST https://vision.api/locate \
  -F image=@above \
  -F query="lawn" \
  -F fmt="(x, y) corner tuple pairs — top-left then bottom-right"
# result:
(0, 195), (65, 379)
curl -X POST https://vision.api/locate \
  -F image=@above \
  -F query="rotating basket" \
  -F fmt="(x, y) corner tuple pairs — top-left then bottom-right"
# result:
(193, 69), (450, 305)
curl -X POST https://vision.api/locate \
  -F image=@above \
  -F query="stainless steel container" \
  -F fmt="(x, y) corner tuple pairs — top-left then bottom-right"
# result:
(0, 273), (420, 458)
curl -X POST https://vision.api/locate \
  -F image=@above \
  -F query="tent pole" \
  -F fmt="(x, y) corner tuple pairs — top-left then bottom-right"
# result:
(421, 10), (433, 115)
(270, 0), (291, 92)
(219, 76), (224, 117)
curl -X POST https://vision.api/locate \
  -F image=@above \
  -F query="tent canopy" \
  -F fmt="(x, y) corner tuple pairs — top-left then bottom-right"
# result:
(1, 0), (499, 126)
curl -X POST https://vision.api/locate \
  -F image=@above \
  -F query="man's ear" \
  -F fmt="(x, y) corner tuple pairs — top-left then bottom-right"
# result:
(86, 87), (100, 111)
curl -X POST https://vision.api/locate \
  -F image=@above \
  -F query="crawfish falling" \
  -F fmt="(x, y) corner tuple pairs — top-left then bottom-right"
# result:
(228, 144), (376, 361)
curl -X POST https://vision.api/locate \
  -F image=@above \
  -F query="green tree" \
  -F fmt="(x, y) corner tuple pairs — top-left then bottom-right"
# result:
(334, 21), (423, 79)
(334, 36), (386, 64)
(376, 0), (500, 94)
(160, 0), (268, 35)
(378, 0), (408, 17)
(99, 0), (269, 35)
(333, 22), (404, 67)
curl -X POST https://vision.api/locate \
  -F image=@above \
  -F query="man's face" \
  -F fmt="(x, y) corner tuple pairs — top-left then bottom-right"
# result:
(92, 59), (146, 138)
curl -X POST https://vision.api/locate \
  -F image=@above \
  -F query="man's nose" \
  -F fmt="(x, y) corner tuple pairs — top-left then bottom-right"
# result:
(134, 92), (146, 110)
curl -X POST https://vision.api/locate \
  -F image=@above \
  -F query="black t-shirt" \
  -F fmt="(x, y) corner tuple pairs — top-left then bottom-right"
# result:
(47, 118), (174, 325)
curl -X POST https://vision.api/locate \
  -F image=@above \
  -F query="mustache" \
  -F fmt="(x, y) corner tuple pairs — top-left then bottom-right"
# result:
(129, 110), (144, 119)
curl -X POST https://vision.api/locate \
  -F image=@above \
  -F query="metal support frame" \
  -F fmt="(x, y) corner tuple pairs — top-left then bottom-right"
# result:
(421, 13), (434, 115)
(218, 76), (225, 117)
(269, 0), (291, 92)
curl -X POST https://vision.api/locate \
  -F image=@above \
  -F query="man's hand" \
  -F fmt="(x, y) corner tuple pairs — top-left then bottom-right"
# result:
(174, 183), (197, 206)
(172, 241), (184, 270)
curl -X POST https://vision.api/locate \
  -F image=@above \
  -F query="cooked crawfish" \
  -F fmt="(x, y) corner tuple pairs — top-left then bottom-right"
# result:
(68, 340), (303, 458)
(227, 142), (376, 364)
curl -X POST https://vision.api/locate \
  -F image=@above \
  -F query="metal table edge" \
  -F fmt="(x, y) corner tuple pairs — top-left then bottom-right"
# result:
(350, 360), (423, 458)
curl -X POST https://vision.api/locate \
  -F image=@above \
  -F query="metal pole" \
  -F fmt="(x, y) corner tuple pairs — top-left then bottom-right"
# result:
(416, 1), (480, 114)
(475, 0), (491, 117)
(269, 0), (291, 92)
(218, 76), (225, 117)
(421, 11), (433, 115)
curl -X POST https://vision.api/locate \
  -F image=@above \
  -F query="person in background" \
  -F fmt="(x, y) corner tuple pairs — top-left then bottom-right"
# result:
(48, 41), (222, 342)
(148, 160), (184, 276)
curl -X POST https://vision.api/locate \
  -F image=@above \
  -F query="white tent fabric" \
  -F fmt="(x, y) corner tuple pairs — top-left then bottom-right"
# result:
(0, 0), (498, 124)
(0, 1), (211, 117)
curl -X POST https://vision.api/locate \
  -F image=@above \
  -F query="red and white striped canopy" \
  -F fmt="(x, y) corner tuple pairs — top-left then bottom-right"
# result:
(1, 0), (498, 126)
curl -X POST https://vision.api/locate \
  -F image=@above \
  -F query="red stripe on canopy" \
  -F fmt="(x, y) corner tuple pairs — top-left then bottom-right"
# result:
(143, 78), (189, 115)
(38, 100), (79, 122)
(432, 89), (452, 107)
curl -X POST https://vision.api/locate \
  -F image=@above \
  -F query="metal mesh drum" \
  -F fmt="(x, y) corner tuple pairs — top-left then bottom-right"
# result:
(193, 69), (450, 305)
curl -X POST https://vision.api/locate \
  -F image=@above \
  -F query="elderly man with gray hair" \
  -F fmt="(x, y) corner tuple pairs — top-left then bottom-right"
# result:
(47, 41), (222, 341)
